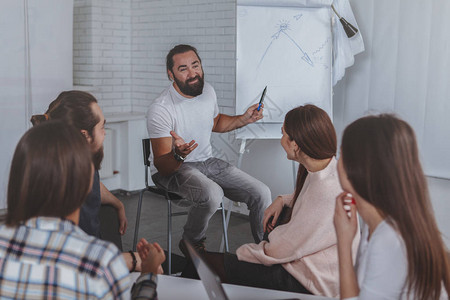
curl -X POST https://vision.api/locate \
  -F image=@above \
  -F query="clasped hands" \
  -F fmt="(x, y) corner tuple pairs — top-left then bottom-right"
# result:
(136, 238), (165, 275)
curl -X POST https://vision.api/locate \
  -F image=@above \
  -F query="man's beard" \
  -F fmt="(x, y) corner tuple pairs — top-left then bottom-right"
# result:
(173, 74), (205, 97)
(92, 146), (104, 170)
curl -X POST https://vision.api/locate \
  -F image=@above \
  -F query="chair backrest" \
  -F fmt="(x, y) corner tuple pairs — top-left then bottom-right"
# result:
(141, 138), (184, 199)
(142, 138), (151, 167)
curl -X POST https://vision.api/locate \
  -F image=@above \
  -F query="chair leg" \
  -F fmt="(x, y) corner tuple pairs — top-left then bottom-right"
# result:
(225, 200), (233, 231)
(220, 200), (229, 253)
(133, 189), (146, 252)
(167, 200), (172, 275)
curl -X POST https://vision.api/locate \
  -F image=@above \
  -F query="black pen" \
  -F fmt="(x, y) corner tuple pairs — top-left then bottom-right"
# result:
(257, 86), (267, 111)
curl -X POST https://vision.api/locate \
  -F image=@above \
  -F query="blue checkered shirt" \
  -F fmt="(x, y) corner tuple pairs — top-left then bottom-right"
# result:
(0, 217), (132, 299)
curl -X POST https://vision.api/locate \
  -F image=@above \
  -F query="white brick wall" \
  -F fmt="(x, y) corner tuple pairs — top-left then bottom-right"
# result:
(74, 0), (236, 115)
(74, 0), (132, 113)
(74, 0), (240, 162)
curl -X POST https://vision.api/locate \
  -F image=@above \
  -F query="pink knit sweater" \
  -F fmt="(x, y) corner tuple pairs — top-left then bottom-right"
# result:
(236, 158), (360, 297)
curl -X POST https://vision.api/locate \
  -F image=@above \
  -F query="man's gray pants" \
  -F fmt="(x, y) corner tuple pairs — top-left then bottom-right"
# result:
(152, 157), (272, 244)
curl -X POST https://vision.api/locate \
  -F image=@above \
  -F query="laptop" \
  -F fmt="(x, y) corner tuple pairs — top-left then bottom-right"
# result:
(185, 241), (229, 300)
(185, 241), (301, 300)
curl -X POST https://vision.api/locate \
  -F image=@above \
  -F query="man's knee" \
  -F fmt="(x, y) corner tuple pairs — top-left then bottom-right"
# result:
(249, 182), (272, 209)
(195, 183), (224, 211)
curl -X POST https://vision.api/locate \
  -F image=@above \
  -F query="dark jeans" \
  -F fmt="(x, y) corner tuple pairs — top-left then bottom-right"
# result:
(224, 253), (311, 294)
(182, 251), (311, 295)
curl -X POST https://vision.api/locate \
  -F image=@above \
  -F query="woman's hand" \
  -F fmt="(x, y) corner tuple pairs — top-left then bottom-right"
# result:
(334, 192), (358, 247)
(263, 196), (284, 233)
(334, 192), (360, 298)
(137, 238), (166, 275)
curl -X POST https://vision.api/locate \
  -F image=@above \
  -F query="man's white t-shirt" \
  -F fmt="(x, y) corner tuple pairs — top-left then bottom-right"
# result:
(146, 82), (219, 174)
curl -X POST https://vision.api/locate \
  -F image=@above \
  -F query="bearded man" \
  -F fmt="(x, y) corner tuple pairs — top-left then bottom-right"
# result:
(146, 44), (272, 255)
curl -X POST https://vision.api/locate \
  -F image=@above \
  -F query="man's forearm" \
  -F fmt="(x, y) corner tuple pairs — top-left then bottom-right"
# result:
(213, 114), (248, 133)
(100, 182), (123, 209)
(154, 151), (183, 176)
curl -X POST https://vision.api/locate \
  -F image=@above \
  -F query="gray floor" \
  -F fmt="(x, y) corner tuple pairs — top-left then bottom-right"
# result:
(116, 191), (256, 256)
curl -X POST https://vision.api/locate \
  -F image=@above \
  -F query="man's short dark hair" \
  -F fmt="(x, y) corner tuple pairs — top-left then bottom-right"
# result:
(166, 44), (202, 80)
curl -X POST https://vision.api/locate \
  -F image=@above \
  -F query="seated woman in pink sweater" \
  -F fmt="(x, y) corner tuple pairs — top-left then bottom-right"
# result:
(182, 105), (360, 297)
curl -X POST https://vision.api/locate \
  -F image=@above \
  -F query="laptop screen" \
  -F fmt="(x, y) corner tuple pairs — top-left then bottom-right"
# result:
(185, 241), (229, 300)
(184, 241), (302, 300)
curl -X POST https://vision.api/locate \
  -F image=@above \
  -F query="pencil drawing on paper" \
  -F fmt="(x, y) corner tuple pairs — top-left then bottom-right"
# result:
(311, 37), (331, 69)
(293, 13), (303, 20)
(258, 19), (314, 69)
(236, 5), (333, 132)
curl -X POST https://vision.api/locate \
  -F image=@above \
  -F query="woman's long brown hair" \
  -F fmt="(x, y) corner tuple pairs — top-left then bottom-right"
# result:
(284, 105), (337, 212)
(342, 114), (450, 299)
(7, 121), (93, 225)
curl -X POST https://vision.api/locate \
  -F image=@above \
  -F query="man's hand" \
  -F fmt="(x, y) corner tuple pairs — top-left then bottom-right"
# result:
(117, 204), (128, 235)
(242, 103), (264, 125)
(170, 131), (198, 158)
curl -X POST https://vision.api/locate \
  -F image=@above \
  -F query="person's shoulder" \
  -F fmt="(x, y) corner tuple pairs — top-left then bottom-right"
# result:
(309, 159), (342, 194)
(148, 86), (172, 108)
(76, 233), (128, 276)
(370, 221), (406, 255)
(203, 82), (216, 94)
(88, 235), (122, 258)
(70, 226), (123, 261)
(0, 224), (15, 235)
(203, 81), (213, 90)
(147, 87), (174, 116)
(0, 224), (19, 250)
(373, 221), (402, 242)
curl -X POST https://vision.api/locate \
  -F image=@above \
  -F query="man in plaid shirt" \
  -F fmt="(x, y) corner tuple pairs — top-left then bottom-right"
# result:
(0, 121), (164, 299)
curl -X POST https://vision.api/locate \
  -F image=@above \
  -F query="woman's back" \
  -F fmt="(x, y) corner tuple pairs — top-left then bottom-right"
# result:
(0, 216), (130, 299)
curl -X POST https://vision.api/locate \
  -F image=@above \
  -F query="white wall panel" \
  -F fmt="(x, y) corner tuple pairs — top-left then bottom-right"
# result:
(0, 0), (73, 208)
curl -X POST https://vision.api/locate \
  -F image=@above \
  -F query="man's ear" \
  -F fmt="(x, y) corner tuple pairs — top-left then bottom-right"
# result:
(80, 129), (92, 143)
(168, 69), (174, 81)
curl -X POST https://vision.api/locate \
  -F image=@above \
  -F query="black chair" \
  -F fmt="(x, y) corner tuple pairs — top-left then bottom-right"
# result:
(133, 138), (229, 274)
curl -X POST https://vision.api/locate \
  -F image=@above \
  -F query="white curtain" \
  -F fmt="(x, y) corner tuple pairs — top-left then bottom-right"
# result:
(333, 0), (450, 179)
(0, 0), (73, 208)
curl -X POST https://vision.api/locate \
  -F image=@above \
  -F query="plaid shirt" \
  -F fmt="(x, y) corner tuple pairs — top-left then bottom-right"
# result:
(0, 217), (131, 299)
(131, 273), (158, 300)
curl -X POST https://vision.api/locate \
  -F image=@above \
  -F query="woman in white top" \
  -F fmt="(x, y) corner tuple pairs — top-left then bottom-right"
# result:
(334, 114), (450, 300)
